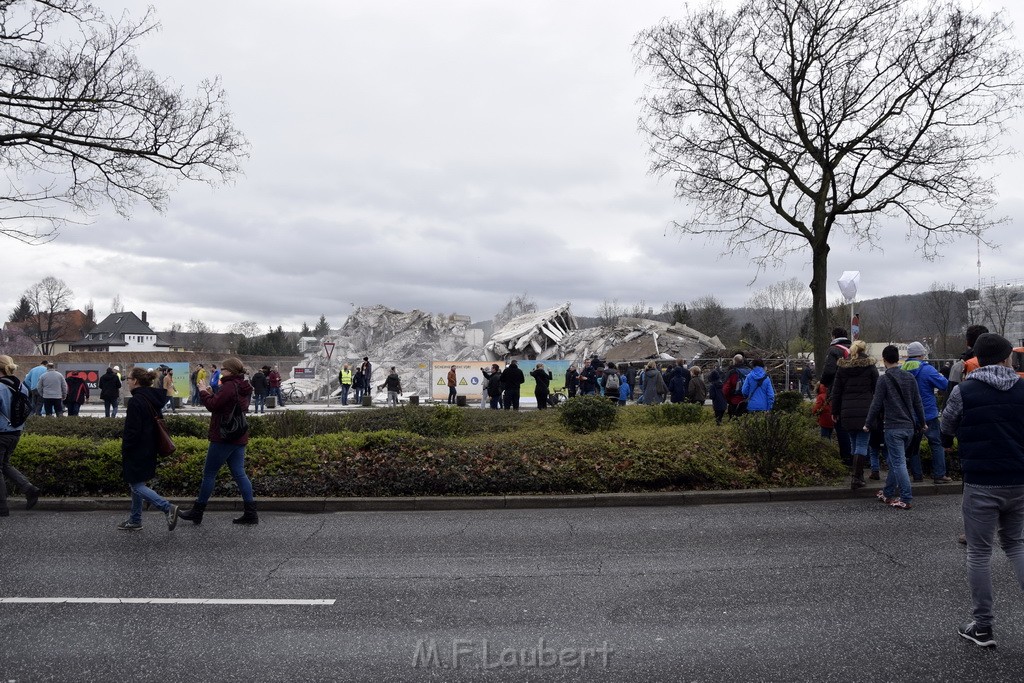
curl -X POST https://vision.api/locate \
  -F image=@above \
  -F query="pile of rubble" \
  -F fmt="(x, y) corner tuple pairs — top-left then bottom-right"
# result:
(293, 304), (725, 400)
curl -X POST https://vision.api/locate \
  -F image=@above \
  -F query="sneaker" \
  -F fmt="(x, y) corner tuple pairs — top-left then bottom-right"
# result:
(934, 476), (953, 484)
(890, 499), (912, 510)
(25, 487), (39, 510)
(876, 490), (892, 504)
(850, 478), (866, 490)
(166, 504), (179, 531)
(117, 520), (143, 531)
(958, 621), (996, 647)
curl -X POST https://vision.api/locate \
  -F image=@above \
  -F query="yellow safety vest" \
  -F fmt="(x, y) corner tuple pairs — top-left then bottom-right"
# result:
(340, 369), (353, 385)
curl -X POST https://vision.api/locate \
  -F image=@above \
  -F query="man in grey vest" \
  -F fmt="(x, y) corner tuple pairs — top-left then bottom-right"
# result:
(941, 333), (1024, 648)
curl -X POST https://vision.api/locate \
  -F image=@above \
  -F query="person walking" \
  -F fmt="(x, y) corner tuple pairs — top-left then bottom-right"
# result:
(379, 366), (402, 406)
(530, 363), (553, 410)
(117, 367), (179, 531)
(831, 340), (878, 489)
(640, 361), (668, 405)
(99, 365), (122, 418)
(940, 333), (1024, 648)
(447, 365), (458, 405)
(865, 345), (926, 510)
(902, 341), (951, 483)
(741, 359), (775, 412)
(0, 355), (40, 516)
(178, 358), (258, 526)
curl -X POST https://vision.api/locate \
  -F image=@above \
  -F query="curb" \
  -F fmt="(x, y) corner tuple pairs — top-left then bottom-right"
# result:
(25, 483), (964, 513)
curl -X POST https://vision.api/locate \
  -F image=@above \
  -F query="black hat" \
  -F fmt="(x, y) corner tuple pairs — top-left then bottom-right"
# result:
(974, 333), (1013, 367)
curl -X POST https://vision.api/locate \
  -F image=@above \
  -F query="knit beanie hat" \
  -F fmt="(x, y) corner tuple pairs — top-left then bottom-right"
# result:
(221, 357), (246, 375)
(906, 341), (927, 358)
(973, 333), (1013, 367)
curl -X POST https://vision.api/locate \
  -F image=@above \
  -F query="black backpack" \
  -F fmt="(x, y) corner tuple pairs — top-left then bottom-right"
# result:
(0, 377), (32, 429)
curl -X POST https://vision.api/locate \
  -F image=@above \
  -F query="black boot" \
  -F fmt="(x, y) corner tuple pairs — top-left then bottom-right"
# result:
(178, 502), (206, 525)
(25, 486), (40, 510)
(233, 502), (259, 525)
(851, 455), (867, 489)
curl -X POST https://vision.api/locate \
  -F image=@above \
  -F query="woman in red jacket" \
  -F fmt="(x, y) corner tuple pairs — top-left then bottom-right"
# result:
(179, 357), (258, 526)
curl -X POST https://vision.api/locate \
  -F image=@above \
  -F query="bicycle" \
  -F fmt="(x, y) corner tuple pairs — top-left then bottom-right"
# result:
(282, 381), (308, 404)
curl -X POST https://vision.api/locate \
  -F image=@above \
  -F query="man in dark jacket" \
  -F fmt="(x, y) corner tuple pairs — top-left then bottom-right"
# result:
(941, 333), (1024, 648)
(99, 366), (122, 418)
(500, 360), (525, 411)
(565, 366), (579, 398)
(483, 364), (503, 409)
(250, 367), (268, 414)
(865, 345), (926, 510)
(668, 360), (690, 404)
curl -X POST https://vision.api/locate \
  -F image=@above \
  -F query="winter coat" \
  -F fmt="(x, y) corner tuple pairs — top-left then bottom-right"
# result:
(820, 337), (852, 388)
(640, 368), (667, 405)
(200, 374), (252, 445)
(668, 366), (690, 403)
(619, 380), (630, 403)
(741, 367), (776, 412)
(707, 369), (727, 412)
(64, 375), (89, 406)
(687, 375), (707, 404)
(722, 364), (750, 406)
(941, 365), (1024, 486)
(121, 386), (168, 483)
(483, 370), (502, 398)
(250, 371), (267, 395)
(865, 367), (926, 432)
(98, 369), (122, 402)
(530, 369), (552, 392)
(501, 365), (525, 393)
(813, 383), (835, 429)
(902, 360), (948, 421)
(565, 367), (579, 391)
(831, 356), (878, 431)
(0, 375), (29, 433)
(447, 369), (457, 388)
(267, 370), (282, 388)
(380, 372), (402, 393)
(37, 369), (67, 400)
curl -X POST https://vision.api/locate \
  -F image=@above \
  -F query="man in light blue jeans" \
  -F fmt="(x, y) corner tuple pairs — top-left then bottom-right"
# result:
(865, 345), (926, 510)
(941, 332), (1024, 648)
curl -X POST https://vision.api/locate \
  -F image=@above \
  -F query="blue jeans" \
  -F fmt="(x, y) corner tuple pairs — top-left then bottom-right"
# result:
(849, 430), (869, 457)
(104, 399), (119, 418)
(341, 384), (350, 406)
(962, 484), (1024, 627)
(869, 444), (883, 473)
(253, 392), (266, 414)
(819, 427), (833, 441)
(882, 429), (915, 503)
(907, 417), (946, 478)
(129, 481), (171, 524)
(196, 442), (254, 504)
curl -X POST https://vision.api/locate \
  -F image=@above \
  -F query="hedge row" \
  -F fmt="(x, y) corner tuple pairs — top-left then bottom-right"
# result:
(10, 406), (847, 497)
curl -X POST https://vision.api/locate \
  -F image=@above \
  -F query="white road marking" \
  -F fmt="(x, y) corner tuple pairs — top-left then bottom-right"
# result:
(0, 597), (335, 605)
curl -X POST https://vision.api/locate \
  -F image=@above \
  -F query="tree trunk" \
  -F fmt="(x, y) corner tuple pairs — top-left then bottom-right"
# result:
(809, 241), (831, 377)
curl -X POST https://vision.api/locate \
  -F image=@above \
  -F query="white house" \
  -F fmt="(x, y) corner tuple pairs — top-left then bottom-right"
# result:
(69, 311), (179, 352)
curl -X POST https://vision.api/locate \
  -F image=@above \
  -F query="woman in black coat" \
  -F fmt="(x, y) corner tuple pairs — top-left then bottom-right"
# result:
(118, 367), (178, 531)
(831, 340), (879, 490)
(707, 367), (727, 424)
(530, 363), (553, 410)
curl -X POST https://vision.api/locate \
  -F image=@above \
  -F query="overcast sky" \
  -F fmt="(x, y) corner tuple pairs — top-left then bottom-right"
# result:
(3, 0), (1023, 333)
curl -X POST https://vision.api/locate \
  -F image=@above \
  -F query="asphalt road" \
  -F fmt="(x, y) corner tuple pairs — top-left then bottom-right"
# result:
(0, 496), (1020, 682)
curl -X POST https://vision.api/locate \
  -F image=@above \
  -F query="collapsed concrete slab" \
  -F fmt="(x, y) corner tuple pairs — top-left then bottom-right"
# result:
(484, 303), (578, 361)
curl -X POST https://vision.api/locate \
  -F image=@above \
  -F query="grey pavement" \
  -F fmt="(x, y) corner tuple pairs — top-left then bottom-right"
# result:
(0, 496), (1021, 681)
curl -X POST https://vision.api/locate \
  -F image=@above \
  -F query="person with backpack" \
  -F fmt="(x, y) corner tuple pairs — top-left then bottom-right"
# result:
(722, 354), (751, 419)
(741, 359), (776, 412)
(0, 355), (40, 516)
(604, 362), (620, 403)
(179, 357), (257, 526)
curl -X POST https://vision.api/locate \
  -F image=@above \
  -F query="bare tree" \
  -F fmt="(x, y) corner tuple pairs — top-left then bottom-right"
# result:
(920, 282), (968, 356)
(979, 285), (1024, 337)
(871, 296), (903, 345)
(636, 0), (1022, 370)
(187, 318), (213, 352)
(596, 299), (624, 328)
(229, 321), (261, 339)
(661, 301), (690, 325)
(0, 1), (248, 243)
(493, 292), (537, 330)
(747, 278), (811, 354)
(689, 294), (734, 342)
(22, 276), (74, 353)
(109, 294), (125, 314)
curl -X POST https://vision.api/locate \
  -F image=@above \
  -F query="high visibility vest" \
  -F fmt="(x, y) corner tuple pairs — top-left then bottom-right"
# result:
(340, 369), (353, 385)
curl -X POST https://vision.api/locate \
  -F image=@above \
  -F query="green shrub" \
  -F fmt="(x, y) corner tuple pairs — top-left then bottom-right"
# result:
(558, 395), (619, 434)
(773, 391), (805, 413)
(730, 411), (843, 482)
(644, 402), (705, 425)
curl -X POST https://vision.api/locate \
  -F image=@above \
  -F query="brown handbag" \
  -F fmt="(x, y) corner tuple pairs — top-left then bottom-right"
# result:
(143, 397), (176, 456)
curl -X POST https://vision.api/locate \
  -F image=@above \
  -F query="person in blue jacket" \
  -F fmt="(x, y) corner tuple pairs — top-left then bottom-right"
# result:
(741, 359), (776, 412)
(618, 373), (630, 406)
(902, 341), (951, 483)
(0, 355), (40, 515)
